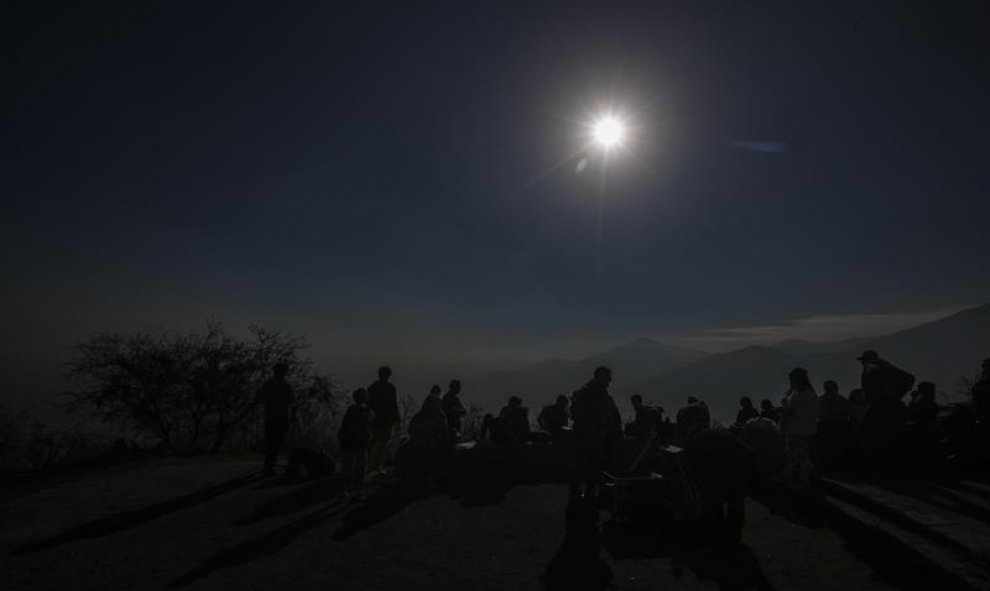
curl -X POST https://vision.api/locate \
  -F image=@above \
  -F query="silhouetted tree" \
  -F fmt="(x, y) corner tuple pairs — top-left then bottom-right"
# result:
(461, 402), (486, 441)
(65, 322), (340, 452)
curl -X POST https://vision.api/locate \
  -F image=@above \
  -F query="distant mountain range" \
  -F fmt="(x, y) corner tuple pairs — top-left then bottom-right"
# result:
(470, 338), (708, 411)
(470, 303), (990, 423)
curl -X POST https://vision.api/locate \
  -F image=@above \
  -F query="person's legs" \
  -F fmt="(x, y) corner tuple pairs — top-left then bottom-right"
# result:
(342, 449), (356, 492)
(795, 436), (814, 487)
(264, 420), (289, 475)
(774, 435), (797, 484)
(354, 448), (367, 493)
(368, 425), (393, 473)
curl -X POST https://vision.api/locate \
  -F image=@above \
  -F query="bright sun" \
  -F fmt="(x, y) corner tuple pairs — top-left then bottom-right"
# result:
(592, 115), (625, 149)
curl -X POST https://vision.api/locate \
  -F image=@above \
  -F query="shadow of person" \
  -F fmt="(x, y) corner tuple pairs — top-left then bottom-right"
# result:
(541, 495), (614, 591)
(601, 518), (772, 591)
(10, 472), (261, 556)
(451, 451), (514, 507)
(332, 480), (433, 541)
(668, 542), (773, 591)
(169, 497), (349, 588)
(748, 484), (827, 529)
(231, 475), (344, 527)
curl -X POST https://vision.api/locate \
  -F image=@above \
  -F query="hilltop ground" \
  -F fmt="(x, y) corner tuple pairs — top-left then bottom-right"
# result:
(1, 455), (931, 591)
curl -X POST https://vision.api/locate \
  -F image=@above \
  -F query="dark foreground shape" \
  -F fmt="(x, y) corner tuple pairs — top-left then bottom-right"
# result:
(542, 494), (614, 591)
(11, 473), (260, 556)
(821, 476), (990, 590)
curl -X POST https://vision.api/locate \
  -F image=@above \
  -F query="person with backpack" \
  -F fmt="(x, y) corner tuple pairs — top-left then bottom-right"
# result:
(339, 388), (374, 498)
(858, 350), (915, 470)
(570, 366), (621, 503)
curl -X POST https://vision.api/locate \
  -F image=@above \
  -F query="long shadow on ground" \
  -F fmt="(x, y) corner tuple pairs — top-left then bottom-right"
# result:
(231, 476), (344, 527)
(174, 471), (520, 587)
(332, 480), (434, 541)
(10, 472), (261, 556)
(749, 485), (828, 529)
(170, 496), (351, 588)
(600, 515), (773, 591)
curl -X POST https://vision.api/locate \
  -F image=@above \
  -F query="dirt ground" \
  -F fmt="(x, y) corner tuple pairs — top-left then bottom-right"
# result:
(1, 455), (919, 591)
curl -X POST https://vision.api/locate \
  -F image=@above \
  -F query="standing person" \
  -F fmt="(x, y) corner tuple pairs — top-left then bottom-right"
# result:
(441, 379), (467, 434)
(848, 389), (869, 425)
(818, 380), (853, 469)
(818, 381), (852, 425)
(777, 367), (819, 490)
(257, 362), (295, 477)
(570, 366), (621, 502)
(408, 395), (453, 481)
(367, 366), (399, 475)
(913, 381), (940, 427)
(858, 350), (915, 470)
(339, 388), (374, 499)
(735, 397), (759, 426)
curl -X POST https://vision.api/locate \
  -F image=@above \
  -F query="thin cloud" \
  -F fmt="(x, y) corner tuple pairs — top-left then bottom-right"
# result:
(684, 306), (970, 347)
(730, 141), (789, 153)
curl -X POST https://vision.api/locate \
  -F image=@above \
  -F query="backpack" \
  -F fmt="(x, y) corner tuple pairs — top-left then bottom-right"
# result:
(879, 360), (915, 401)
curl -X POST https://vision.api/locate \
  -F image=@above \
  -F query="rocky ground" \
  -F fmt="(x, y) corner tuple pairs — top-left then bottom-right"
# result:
(0, 454), (958, 591)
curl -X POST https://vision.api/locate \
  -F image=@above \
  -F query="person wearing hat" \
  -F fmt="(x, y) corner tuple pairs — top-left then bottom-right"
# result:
(777, 367), (819, 490)
(858, 349), (915, 470)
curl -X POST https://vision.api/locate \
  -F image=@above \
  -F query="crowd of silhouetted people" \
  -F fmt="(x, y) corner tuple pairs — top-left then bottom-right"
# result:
(255, 351), (990, 539)
(728, 351), (990, 491)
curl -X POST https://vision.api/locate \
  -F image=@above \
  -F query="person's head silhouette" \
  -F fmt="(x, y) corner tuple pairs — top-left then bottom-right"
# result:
(593, 366), (612, 387)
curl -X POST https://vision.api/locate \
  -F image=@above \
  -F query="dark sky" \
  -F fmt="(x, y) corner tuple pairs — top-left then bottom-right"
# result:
(3, 1), (989, 398)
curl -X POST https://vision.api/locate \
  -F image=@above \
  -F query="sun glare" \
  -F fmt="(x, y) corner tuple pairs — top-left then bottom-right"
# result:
(592, 115), (625, 150)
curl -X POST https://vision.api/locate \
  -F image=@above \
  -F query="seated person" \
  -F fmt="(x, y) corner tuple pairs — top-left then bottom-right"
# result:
(498, 396), (531, 446)
(625, 394), (662, 438)
(538, 395), (571, 438)
(735, 397), (759, 426)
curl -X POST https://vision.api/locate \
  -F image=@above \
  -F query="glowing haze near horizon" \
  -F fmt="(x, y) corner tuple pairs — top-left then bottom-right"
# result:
(3, 1), (989, 405)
